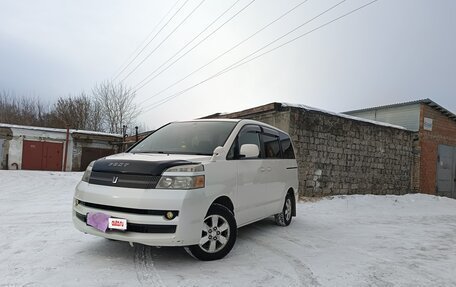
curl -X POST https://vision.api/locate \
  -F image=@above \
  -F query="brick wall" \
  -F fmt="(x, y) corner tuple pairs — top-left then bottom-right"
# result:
(419, 104), (456, 194)
(214, 103), (415, 196)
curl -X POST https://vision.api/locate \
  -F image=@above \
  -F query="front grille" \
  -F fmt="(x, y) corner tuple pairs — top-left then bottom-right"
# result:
(89, 171), (160, 189)
(75, 212), (177, 234)
(79, 200), (179, 217)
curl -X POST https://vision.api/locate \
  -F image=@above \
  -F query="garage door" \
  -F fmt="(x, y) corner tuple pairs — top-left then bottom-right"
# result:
(22, 140), (63, 171)
(437, 145), (456, 198)
(80, 147), (115, 171)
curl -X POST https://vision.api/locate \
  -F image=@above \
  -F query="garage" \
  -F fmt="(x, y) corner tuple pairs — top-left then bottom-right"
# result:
(22, 140), (63, 171)
(80, 147), (115, 171)
(0, 123), (122, 171)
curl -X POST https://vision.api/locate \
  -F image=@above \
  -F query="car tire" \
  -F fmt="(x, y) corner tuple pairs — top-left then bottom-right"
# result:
(274, 193), (293, 226)
(185, 204), (237, 261)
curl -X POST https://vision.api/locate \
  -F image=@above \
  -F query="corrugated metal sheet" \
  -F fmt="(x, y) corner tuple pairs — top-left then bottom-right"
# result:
(344, 98), (456, 122)
(345, 104), (421, 131)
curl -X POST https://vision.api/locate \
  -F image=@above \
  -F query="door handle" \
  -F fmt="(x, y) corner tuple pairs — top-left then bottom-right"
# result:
(260, 167), (265, 172)
(267, 167), (272, 172)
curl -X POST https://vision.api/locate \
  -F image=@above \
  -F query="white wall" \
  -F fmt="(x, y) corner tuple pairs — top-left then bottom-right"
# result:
(8, 135), (23, 169)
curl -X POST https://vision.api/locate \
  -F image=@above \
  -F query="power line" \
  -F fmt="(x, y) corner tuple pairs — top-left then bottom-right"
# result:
(133, 0), (246, 93)
(141, 0), (380, 113)
(112, 0), (186, 81)
(135, 0), (309, 102)
(133, 0), (254, 93)
(120, 0), (207, 83)
(232, 0), (381, 77)
(111, 0), (181, 80)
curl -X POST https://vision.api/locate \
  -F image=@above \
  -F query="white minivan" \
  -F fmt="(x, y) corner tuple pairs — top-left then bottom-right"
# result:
(73, 119), (299, 260)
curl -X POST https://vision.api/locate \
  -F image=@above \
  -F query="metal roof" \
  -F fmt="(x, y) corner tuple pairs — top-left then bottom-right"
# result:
(344, 98), (456, 121)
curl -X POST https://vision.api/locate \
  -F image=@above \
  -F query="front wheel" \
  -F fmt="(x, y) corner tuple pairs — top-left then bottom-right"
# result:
(274, 193), (293, 226)
(185, 204), (237, 261)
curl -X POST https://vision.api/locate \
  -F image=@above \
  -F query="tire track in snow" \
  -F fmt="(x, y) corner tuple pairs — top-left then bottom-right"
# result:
(239, 234), (321, 287)
(134, 245), (165, 287)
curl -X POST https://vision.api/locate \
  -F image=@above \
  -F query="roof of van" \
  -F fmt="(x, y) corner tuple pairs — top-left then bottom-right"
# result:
(176, 119), (241, 123)
(172, 118), (288, 134)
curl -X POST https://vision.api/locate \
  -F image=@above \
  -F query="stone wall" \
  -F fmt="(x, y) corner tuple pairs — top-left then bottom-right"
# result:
(288, 107), (414, 196)
(213, 103), (415, 196)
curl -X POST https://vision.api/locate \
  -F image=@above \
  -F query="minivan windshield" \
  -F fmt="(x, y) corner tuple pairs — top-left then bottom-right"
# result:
(129, 121), (237, 155)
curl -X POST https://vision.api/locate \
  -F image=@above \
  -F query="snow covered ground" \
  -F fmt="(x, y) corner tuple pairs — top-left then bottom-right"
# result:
(1, 170), (456, 287)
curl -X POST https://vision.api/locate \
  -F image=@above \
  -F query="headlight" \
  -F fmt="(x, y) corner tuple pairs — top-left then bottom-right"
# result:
(81, 161), (95, 182)
(165, 164), (204, 172)
(156, 164), (205, 189)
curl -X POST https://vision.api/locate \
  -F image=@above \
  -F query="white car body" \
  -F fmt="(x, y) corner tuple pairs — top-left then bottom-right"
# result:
(73, 119), (298, 249)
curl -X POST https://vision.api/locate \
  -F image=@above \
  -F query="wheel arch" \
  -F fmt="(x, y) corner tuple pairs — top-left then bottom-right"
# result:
(287, 188), (296, 217)
(210, 195), (235, 215)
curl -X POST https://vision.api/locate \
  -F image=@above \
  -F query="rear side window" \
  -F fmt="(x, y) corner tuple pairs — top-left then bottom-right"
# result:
(280, 133), (295, 159)
(262, 134), (281, 159)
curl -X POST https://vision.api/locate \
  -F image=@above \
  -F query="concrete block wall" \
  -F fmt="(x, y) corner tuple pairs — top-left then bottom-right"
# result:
(288, 108), (414, 196)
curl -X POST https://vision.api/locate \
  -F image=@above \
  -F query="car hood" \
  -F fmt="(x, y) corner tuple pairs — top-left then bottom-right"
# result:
(105, 152), (212, 163)
(91, 153), (211, 176)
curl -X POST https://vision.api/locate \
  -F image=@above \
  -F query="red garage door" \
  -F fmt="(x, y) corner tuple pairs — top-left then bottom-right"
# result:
(22, 140), (63, 171)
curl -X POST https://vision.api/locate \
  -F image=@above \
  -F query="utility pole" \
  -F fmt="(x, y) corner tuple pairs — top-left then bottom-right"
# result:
(122, 125), (127, 152)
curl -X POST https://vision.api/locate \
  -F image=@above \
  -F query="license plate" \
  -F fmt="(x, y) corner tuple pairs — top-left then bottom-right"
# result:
(108, 218), (127, 231)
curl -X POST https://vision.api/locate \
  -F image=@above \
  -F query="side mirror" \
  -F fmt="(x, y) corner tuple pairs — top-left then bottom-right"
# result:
(240, 144), (259, 158)
(211, 146), (225, 162)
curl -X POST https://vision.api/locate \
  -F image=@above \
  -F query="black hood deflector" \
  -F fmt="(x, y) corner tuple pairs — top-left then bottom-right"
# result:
(92, 159), (195, 176)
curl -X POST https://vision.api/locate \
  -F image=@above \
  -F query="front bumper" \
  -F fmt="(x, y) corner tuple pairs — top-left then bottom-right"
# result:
(73, 181), (209, 246)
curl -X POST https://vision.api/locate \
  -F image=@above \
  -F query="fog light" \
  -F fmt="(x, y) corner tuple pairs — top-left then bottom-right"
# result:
(165, 211), (175, 220)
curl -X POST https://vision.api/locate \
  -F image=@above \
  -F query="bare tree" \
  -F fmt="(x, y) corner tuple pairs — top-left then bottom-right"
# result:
(87, 99), (104, 132)
(51, 93), (107, 131)
(0, 91), (17, 123)
(0, 91), (49, 126)
(1, 87), (138, 133)
(92, 81), (138, 134)
(52, 93), (90, 129)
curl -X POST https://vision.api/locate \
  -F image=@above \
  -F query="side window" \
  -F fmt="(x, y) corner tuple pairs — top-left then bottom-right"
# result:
(238, 131), (261, 159)
(280, 133), (295, 159)
(227, 125), (262, 160)
(262, 134), (281, 159)
(226, 143), (235, 160)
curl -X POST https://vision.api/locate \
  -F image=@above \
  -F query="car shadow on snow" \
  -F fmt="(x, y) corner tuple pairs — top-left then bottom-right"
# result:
(79, 216), (282, 262)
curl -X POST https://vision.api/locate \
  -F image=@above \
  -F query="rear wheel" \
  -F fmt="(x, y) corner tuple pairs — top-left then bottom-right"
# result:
(274, 193), (293, 226)
(185, 204), (237, 261)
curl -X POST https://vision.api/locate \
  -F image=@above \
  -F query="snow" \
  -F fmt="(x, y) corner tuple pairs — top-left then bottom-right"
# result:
(0, 122), (122, 138)
(281, 103), (408, 130)
(1, 171), (456, 286)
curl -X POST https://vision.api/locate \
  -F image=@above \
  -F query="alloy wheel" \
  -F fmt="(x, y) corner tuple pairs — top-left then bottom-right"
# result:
(199, 214), (230, 253)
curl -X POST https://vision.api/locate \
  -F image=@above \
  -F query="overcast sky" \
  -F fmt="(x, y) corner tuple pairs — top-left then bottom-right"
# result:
(1, 0), (455, 130)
